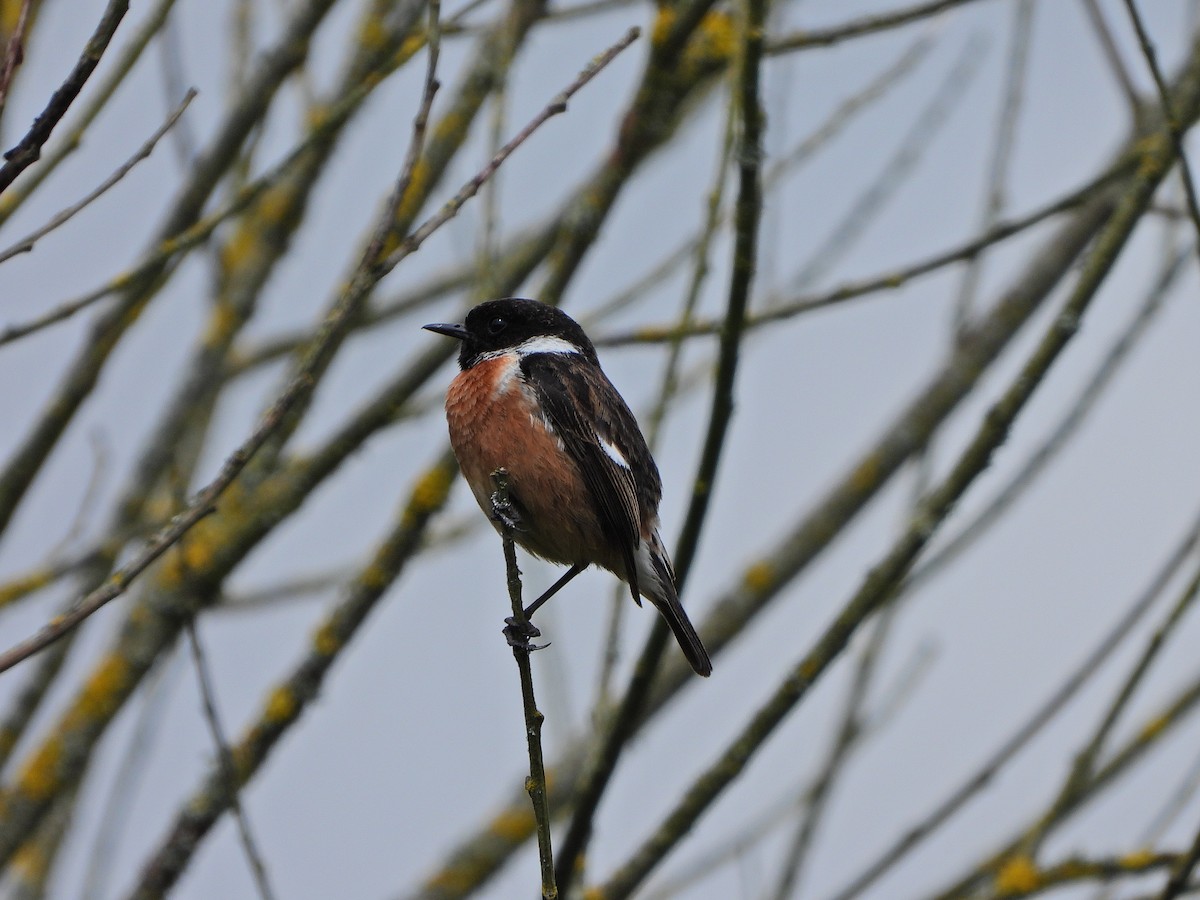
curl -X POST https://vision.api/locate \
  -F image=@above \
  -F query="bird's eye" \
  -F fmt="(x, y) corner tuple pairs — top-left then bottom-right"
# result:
(487, 316), (507, 335)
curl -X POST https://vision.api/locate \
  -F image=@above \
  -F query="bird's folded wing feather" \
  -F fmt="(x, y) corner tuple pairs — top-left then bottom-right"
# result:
(520, 354), (648, 597)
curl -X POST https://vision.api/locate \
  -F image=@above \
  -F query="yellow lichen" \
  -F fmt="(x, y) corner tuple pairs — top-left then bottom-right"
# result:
(17, 737), (62, 801)
(1120, 848), (1155, 869)
(850, 453), (882, 492)
(396, 32), (425, 63)
(313, 622), (341, 656)
(0, 568), (53, 609)
(74, 653), (130, 721)
(387, 158), (432, 239)
(358, 14), (389, 52)
(411, 462), (453, 513)
(650, 6), (677, 46)
(1139, 713), (1170, 741)
(306, 103), (330, 131)
(651, 8), (736, 75)
(1135, 133), (1168, 179)
(221, 226), (259, 271)
(995, 855), (1040, 895)
(742, 560), (774, 593)
(264, 686), (297, 723)
(688, 11), (736, 69)
(423, 866), (477, 894)
(1, 0), (23, 35)
(489, 806), (534, 842)
(160, 530), (221, 588)
(797, 656), (820, 681)
(203, 301), (240, 347)
(257, 184), (295, 225)
(359, 562), (390, 591)
(10, 840), (47, 882)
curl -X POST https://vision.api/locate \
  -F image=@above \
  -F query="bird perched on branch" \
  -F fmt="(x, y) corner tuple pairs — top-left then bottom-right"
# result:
(424, 298), (712, 677)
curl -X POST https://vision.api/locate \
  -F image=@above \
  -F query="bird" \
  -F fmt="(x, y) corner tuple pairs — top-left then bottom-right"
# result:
(424, 298), (712, 677)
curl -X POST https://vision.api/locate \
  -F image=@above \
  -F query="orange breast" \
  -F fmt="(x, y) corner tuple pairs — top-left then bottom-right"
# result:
(445, 356), (609, 568)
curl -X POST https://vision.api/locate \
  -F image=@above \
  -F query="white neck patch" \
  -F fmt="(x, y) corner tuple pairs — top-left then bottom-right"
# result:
(514, 335), (581, 357)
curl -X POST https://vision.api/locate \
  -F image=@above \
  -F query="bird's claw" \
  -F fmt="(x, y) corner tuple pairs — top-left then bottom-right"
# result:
(490, 491), (525, 533)
(503, 616), (548, 651)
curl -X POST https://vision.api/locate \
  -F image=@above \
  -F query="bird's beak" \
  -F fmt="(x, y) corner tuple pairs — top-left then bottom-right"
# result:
(423, 322), (468, 340)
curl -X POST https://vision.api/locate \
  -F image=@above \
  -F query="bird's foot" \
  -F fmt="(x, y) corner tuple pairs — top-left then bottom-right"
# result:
(503, 616), (548, 651)
(489, 490), (525, 533)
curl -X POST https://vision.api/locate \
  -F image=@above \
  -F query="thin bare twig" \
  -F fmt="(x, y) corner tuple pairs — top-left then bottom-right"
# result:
(378, 25), (641, 274)
(786, 33), (988, 292)
(82, 651), (183, 899)
(491, 471), (557, 899)
(553, 5), (763, 891)
(0, 0), (34, 122)
(597, 159), (1132, 345)
(0, 0), (180, 227)
(1081, 0), (1141, 114)
(829, 505), (1200, 900)
(0, 0), (130, 194)
(595, 60), (1187, 892)
(1121, 0), (1200, 260)
(126, 451), (458, 898)
(907, 243), (1190, 590)
(767, 0), (991, 54)
(953, 1), (1031, 331)
(185, 622), (277, 900)
(0, 13), (639, 677)
(0, 88), (196, 267)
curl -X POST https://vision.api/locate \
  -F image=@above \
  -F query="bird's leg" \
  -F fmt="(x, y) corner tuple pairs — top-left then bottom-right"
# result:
(525, 563), (587, 619)
(503, 563), (586, 647)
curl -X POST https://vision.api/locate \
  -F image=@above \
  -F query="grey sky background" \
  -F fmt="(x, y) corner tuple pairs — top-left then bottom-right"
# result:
(1, 0), (1199, 898)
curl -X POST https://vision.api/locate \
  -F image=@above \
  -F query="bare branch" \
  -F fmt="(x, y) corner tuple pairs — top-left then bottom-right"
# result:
(767, 0), (993, 54)
(0, 0), (130, 195)
(0, 88), (196, 267)
(185, 622), (277, 900)
(0, 0), (34, 121)
(1120, 0), (1200, 262)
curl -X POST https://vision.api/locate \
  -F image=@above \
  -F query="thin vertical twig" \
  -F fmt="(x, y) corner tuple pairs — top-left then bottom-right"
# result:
(553, 0), (765, 889)
(829, 504), (1200, 900)
(185, 621), (277, 900)
(82, 650), (184, 899)
(1160, 832), (1200, 900)
(491, 470), (557, 900)
(1081, 0), (1141, 114)
(590, 56), (737, 713)
(907, 242), (1190, 590)
(786, 33), (988, 292)
(953, 0), (1032, 331)
(595, 50), (1192, 891)
(1024, 561), (1200, 859)
(1121, 0), (1200, 260)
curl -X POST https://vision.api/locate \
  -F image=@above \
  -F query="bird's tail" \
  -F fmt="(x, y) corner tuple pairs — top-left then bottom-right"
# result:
(639, 534), (712, 677)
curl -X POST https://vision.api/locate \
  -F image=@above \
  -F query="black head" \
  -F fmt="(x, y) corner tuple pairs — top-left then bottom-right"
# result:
(424, 298), (598, 369)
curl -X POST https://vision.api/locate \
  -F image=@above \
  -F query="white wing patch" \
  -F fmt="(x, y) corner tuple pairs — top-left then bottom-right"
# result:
(597, 434), (630, 469)
(515, 335), (581, 357)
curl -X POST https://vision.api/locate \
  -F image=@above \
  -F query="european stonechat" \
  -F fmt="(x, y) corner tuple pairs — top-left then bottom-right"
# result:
(424, 299), (712, 677)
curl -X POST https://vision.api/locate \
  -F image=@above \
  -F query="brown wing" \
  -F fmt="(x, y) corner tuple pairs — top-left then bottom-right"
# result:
(520, 353), (660, 600)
